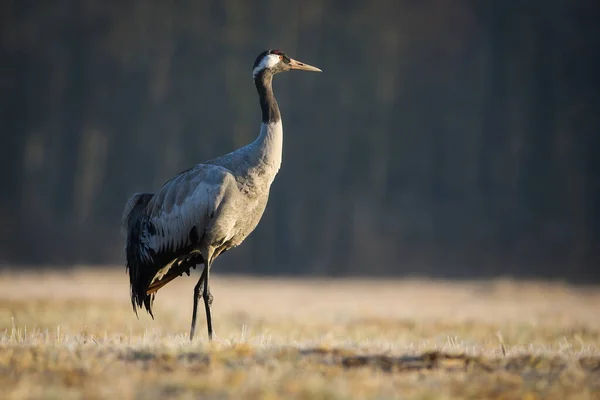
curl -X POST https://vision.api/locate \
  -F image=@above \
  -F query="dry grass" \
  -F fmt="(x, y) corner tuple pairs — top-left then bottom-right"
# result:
(1, 267), (599, 399)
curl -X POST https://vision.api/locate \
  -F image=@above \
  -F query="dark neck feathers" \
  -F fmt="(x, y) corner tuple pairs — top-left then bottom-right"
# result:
(254, 70), (281, 124)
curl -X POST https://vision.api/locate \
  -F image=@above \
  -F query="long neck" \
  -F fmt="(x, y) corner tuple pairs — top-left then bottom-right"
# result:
(255, 70), (280, 123)
(251, 70), (283, 174)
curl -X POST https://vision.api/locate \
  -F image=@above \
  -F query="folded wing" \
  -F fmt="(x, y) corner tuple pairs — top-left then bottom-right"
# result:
(123, 164), (237, 316)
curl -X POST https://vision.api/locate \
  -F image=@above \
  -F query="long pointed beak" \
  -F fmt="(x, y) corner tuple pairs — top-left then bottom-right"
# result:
(289, 58), (322, 72)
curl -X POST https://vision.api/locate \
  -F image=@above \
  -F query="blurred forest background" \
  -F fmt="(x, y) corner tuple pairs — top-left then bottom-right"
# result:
(1, 0), (599, 281)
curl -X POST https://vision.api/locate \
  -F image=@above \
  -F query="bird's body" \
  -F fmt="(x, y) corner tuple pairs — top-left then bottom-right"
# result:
(122, 50), (321, 340)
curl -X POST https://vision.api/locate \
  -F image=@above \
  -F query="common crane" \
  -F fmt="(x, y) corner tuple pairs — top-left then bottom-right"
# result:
(122, 50), (321, 341)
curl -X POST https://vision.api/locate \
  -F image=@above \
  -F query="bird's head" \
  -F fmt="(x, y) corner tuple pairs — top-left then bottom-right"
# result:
(252, 49), (321, 78)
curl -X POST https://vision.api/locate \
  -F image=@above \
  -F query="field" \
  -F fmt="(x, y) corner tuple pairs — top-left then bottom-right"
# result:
(0, 268), (599, 399)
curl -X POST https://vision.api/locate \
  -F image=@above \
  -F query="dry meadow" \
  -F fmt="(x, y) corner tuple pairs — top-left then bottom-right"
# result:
(0, 267), (599, 399)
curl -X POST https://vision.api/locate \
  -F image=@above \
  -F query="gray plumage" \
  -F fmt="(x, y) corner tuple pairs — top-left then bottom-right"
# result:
(122, 49), (321, 340)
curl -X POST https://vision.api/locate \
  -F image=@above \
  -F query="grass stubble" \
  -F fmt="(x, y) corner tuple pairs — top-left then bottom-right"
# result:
(0, 268), (599, 399)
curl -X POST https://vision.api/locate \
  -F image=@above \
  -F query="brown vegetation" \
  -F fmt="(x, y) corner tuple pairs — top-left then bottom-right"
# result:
(0, 268), (599, 399)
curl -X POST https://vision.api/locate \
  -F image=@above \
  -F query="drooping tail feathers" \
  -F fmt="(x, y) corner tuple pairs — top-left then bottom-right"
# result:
(123, 192), (206, 317)
(123, 193), (156, 317)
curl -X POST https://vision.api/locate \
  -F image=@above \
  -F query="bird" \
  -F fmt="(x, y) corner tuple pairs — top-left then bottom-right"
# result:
(122, 49), (321, 341)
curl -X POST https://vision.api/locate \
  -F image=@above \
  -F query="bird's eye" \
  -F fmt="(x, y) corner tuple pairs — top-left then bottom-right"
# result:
(278, 55), (283, 60)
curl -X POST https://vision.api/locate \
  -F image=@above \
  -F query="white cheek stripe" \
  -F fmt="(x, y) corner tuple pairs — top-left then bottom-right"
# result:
(253, 54), (281, 77)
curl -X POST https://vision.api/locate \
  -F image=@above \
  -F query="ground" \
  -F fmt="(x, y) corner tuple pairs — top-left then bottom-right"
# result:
(0, 268), (599, 400)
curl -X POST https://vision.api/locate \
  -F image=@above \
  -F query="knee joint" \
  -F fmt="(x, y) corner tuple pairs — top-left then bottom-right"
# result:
(203, 291), (213, 305)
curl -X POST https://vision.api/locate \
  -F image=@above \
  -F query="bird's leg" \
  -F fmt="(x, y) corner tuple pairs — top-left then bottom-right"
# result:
(203, 263), (214, 341)
(189, 265), (208, 341)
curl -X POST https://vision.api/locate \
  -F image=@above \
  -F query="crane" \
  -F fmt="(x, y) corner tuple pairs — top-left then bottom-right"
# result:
(122, 49), (321, 341)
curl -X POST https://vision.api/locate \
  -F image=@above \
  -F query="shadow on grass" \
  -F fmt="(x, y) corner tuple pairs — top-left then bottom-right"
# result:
(118, 347), (600, 376)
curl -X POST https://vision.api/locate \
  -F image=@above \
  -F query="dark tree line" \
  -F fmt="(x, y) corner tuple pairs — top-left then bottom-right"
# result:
(1, 0), (599, 281)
